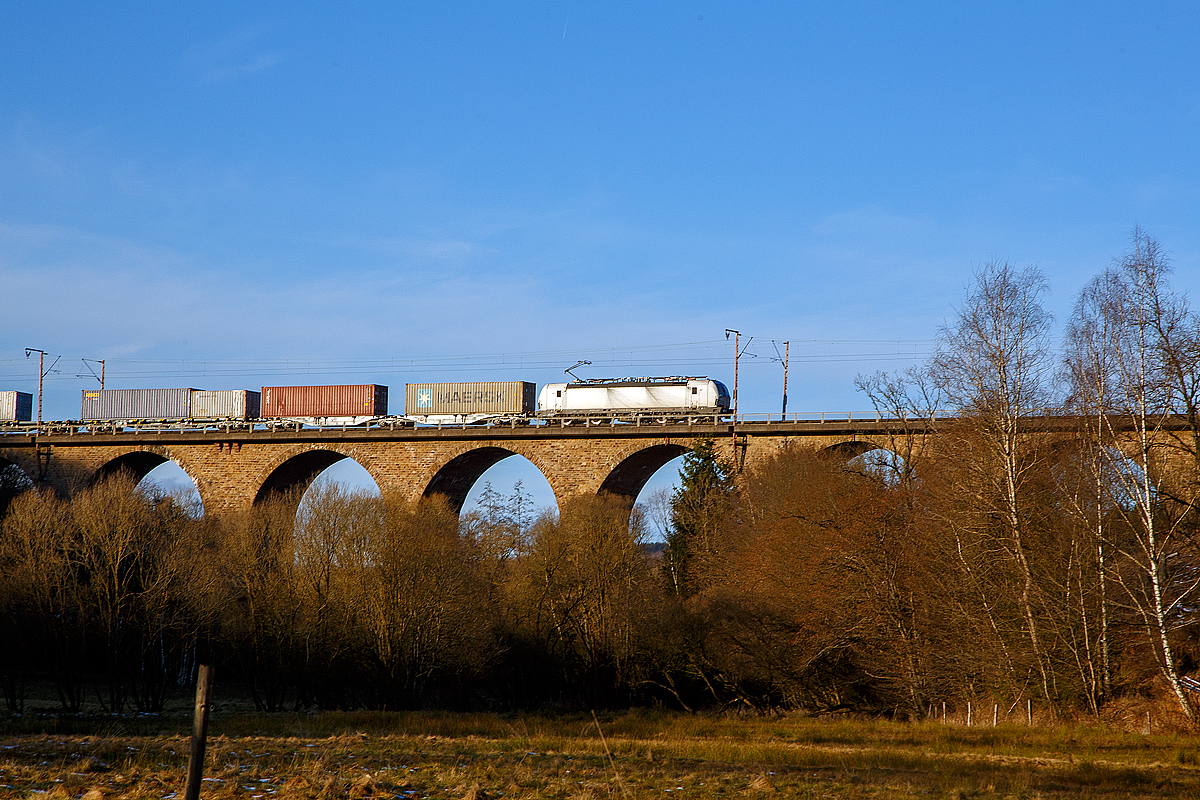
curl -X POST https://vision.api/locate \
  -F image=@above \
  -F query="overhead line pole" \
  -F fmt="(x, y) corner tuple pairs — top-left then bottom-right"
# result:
(31, 350), (42, 427)
(725, 330), (740, 417)
(24, 348), (58, 428)
(725, 329), (744, 467)
(782, 341), (789, 416)
(80, 358), (105, 389)
(25, 348), (59, 484)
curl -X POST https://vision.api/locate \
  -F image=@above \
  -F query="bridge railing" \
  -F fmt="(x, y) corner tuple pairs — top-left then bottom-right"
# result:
(732, 411), (961, 424)
(0, 414), (738, 435)
(0, 409), (1027, 436)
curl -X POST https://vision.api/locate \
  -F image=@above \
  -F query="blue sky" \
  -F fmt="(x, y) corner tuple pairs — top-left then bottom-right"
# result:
(3, 3), (1200, 513)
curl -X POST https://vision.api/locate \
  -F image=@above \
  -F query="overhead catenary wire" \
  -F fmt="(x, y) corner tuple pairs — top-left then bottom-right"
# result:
(0, 339), (936, 384)
(0, 338), (935, 366)
(0, 354), (933, 382)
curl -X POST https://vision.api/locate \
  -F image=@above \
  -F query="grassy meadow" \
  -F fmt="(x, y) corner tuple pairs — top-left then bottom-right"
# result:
(4, 701), (1200, 799)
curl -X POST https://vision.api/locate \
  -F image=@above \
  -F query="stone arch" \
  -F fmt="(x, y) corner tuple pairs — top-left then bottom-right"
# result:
(421, 443), (559, 513)
(821, 440), (877, 461)
(818, 436), (913, 461)
(1103, 432), (1178, 477)
(93, 449), (172, 485)
(90, 446), (208, 510)
(820, 439), (912, 487)
(597, 441), (690, 501)
(1045, 438), (1160, 510)
(255, 446), (352, 506)
(0, 449), (38, 483)
(0, 451), (36, 517)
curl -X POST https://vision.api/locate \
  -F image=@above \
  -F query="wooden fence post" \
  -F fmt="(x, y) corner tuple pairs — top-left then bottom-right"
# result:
(184, 664), (214, 800)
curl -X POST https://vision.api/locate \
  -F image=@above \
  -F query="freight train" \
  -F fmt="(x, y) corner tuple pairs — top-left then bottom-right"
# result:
(45, 377), (731, 426)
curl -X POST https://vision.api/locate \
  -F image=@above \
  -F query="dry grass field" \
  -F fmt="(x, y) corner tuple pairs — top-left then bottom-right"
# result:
(3, 703), (1200, 799)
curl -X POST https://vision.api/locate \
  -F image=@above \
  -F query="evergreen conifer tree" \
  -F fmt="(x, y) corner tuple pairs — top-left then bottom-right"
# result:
(665, 436), (732, 596)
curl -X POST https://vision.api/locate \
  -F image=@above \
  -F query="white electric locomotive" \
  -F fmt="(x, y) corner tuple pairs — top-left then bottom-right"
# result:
(536, 376), (730, 418)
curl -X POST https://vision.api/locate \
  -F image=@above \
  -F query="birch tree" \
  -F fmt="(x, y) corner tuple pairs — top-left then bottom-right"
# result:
(1093, 232), (1198, 723)
(928, 261), (1057, 700)
(1061, 270), (1125, 707)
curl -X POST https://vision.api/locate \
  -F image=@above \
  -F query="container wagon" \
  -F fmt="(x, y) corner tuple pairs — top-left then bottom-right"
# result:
(405, 381), (535, 423)
(81, 388), (197, 421)
(191, 389), (261, 420)
(537, 377), (730, 418)
(261, 384), (388, 424)
(0, 391), (32, 422)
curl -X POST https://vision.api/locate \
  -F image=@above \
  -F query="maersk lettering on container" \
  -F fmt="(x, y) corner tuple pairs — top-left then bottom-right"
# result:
(405, 382), (535, 416)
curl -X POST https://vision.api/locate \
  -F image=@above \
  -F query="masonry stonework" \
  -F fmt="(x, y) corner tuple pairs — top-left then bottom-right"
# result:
(1, 422), (907, 516)
(5, 419), (1183, 518)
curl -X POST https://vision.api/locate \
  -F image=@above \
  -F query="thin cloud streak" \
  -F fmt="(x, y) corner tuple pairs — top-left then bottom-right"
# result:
(181, 27), (283, 85)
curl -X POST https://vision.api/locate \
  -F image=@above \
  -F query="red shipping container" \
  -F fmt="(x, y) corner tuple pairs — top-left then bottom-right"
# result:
(261, 385), (388, 418)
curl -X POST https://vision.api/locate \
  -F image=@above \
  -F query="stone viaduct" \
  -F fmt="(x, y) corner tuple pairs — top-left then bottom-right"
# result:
(0, 418), (912, 515)
(2, 415), (1190, 516)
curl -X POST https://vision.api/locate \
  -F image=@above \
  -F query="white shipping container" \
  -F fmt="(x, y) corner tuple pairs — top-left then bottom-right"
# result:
(0, 391), (32, 422)
(191, 390), (261, 420)
(81, 388), (196, 421)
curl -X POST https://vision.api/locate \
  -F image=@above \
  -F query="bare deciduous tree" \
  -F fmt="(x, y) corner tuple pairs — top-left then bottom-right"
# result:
(928, 261), (1057, 700)
(1061, 268), (1129, 707)
(362, 494), (494, 708)
(212, 493), (302, 711)
(0, 489), (83, 711)
(511, 494), (657, 705)
(1075, 231), (1200, 723)
(855, 367), (945, 492)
